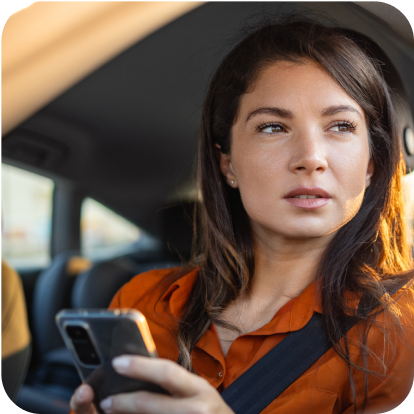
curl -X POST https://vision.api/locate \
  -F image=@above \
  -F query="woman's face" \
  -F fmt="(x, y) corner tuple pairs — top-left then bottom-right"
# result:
(219, 61), (374, 242)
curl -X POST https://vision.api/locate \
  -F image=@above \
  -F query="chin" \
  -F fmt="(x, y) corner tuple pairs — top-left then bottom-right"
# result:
(281, 229), (333, 240)
(262, 219), (341, 241)
(250, 209), (350, 241)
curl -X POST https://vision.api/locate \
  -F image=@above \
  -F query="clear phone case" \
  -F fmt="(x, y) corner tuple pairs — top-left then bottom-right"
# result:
(56, 308), (168, 413)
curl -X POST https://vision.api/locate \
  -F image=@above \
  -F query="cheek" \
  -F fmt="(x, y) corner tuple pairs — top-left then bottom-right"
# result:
(231, 142), (291, 228)
(342, 193), (365, 224)
(330, 142), (370, 197)
(328, 142), (371, 225)
(232, 142), (288, 197)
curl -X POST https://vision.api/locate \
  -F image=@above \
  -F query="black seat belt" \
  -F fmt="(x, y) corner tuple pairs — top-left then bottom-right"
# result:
(220, 283), (408, 414)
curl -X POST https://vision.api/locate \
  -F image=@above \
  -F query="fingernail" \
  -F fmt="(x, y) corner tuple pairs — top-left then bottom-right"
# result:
(100, 398), (112, 411)
(77, 385), (87, 402)
(112, 356), (131, 371)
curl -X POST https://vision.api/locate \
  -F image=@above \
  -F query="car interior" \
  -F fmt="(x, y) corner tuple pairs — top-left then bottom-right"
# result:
(2, 2), (414, 414)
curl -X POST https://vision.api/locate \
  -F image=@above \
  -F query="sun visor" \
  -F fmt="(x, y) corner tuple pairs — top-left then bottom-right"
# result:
(1, 2), (202, 136)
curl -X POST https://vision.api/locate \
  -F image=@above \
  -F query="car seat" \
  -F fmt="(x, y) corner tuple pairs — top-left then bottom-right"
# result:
(16, 251), (90, 414)
(16, 257), (137, 414)
(71, 258), (138, 308)
(31, 251), (89, 359)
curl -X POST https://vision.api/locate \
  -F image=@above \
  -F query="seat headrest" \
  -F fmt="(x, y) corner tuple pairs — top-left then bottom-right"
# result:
(161, 201), (197, 262)
(71, 259), (136, 309)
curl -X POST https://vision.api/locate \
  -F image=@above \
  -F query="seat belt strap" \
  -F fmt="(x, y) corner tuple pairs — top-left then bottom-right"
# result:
(220, 283), (407, 414)
(220, 312), (330, 414)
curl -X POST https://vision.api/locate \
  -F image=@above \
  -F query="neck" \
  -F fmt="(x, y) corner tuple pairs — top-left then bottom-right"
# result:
(246, 228), (335, 307)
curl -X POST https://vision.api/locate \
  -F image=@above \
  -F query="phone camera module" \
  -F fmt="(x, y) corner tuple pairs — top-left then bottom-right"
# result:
(66, 326), (89, 339)
(66, 325), (101, 366)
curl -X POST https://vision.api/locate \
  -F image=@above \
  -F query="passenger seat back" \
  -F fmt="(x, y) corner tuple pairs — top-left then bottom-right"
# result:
(71, 259), (136, 308)
(32, 252), (86, 359)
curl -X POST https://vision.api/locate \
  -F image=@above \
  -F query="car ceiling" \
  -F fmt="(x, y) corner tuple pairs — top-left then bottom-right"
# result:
(3, 2), (414, 236)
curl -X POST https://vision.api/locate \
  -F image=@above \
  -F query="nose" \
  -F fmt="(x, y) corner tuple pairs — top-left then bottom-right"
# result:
(288, 132), (328, 174)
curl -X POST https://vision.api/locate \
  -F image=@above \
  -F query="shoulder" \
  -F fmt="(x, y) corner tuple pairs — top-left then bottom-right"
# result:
(108, 267), (178, 309)
(1, 260), (23, 313)
(392, 279), (414, 329)
(372, 279), (414, 374)
(347, 278), (414, 368)
(108, 266), (197, 310)
(2, 260), (20, 288)
(341, 278), (414, 412)
(367, 278), (414, 340)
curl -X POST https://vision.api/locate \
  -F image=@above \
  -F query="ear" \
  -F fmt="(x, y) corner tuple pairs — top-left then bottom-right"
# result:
(215, 143), (238, 188)
(365, 158), (374, 188)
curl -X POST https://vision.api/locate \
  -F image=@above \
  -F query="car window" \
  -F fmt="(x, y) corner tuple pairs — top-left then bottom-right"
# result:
(2, 164), (54, 268)
(81, 197), (142, 259)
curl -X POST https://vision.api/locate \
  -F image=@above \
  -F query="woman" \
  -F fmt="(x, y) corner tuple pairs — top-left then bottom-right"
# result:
(71, 17), (414, 414)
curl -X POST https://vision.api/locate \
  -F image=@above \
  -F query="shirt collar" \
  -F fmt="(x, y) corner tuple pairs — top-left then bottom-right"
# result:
(243, 280), (323, 336)
(160, 268), (199, 319)
(160, 268), (327, 335)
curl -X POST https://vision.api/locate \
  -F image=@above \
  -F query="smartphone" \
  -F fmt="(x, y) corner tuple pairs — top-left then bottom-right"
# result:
(56, 308), (168, 414)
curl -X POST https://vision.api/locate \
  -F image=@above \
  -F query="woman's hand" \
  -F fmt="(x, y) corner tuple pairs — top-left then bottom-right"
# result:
(70, 383), (98, 414)
(95, 355), (234, 414)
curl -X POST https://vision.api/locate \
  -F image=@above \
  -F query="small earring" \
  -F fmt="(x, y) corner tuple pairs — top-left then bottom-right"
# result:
(230, 180), (235, 186)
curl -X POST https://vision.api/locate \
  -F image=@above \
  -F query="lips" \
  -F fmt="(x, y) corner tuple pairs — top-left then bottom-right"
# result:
(284, 186), (331, 209)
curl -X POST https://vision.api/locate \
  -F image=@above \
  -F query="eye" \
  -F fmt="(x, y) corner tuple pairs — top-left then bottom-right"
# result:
(329, 121), (357, 133)
(258, 123), (286, 134)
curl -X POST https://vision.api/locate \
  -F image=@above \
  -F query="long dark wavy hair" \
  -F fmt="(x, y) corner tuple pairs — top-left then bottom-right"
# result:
(161, 15), (414, 413)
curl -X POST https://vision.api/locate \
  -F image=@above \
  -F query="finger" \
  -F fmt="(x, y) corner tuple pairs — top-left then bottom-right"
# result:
(112, 356), (207, 397)
(70, 384), (98, 414)
(100, 390), (196, 414)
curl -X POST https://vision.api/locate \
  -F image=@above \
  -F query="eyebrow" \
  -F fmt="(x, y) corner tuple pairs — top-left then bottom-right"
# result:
(246, 107), (293, 122)
(245, 104), (363, 123)
(321, 105), (362, 119)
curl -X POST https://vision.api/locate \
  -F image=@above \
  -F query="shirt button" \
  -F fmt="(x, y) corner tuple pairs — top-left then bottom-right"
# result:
(218, 371), (223, 379)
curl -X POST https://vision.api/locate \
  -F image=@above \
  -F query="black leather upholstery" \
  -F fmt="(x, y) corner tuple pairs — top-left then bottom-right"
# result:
(71, 259), (137, 308)
(17, 252), (82, 413)
(32, 251), (79, 358)
(2, 345), (32, 402)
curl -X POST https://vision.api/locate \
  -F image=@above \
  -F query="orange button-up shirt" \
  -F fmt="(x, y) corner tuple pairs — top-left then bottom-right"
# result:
(106, 267), (414, 414)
